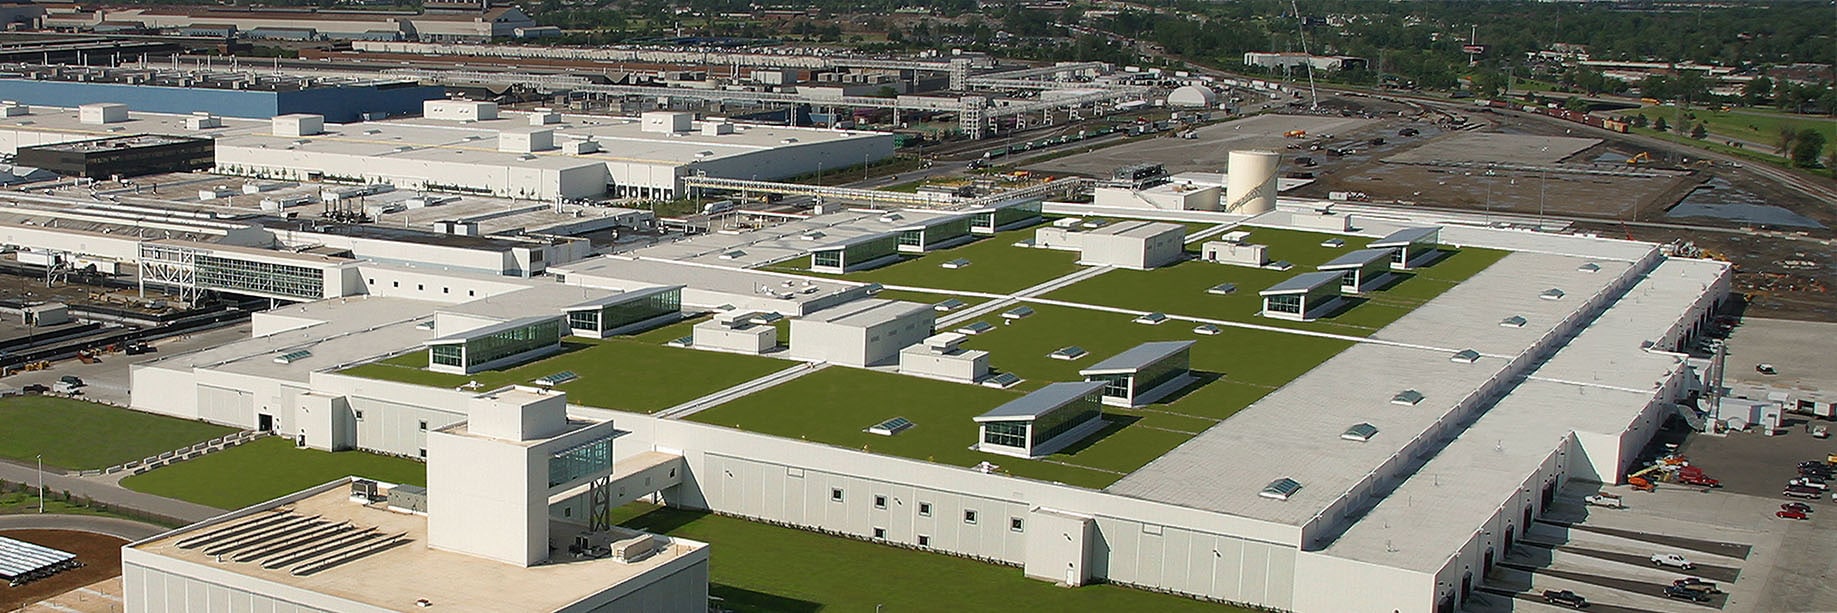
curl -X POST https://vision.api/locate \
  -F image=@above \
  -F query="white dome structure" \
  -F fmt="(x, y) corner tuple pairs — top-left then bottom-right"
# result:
(1167, 85), (1219, 108)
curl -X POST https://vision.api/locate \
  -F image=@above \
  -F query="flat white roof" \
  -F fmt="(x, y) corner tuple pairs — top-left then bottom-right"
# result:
(630, 209), (968, 268)
(1084, 219), (1185, 239)
(1317, 248), (1394, 270)
(1107, 250), (1639, 526)
(800, 298), (929, 327)
(551, 255), (863, 307)
(141, 295), (438, 382)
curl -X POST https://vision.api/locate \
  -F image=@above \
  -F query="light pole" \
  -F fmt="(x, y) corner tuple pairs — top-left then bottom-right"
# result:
(36, 454), (43, 514)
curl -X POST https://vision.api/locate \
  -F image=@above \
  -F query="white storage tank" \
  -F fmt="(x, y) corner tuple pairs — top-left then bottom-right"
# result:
(1224, 149), (1279, 214)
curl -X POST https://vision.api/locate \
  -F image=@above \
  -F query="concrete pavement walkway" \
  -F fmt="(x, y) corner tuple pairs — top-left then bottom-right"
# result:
(0, 514), (170, 541)
(0, 460), (223, 524)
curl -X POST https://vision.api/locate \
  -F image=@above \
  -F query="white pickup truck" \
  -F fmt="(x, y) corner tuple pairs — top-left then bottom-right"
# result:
(1584, 494), (1625, 509)
(1651, 553), (1696, 570)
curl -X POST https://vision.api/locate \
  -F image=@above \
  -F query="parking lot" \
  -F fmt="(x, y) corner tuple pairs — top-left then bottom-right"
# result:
(3, 323), (250, 406)
(1467, 425), (1837, 613)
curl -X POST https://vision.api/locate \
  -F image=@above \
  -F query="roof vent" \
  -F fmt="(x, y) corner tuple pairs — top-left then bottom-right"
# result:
(1259, 478), (1302, 501)
(1341, 423), (1378, 442)
(1500, 315), (1527, 328)
(1450, 349), (1481, 364)
(1390, 389), (1424, 406)
(1577, 262), (1600, 273)
(1540, 288), (1565, 300)
(273, 349), (312, 364)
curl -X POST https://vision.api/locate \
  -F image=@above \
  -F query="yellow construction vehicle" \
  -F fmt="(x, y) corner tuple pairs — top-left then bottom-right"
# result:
(1626, 152), (1652, 165)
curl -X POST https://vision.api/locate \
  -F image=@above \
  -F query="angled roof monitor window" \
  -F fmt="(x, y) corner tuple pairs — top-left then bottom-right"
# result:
(1049, 346), (1088, 360)
(1540, 288), (1565, 300)
(867, 417), (914, 436)
(534, 371), (578, 386)
(1259, 478), (1302, 501)
(1450, 349), (1482, 364)
(958, 321), (996, 335)
(273, 349), (312, 364)
(1208, 282), (1238, 295)
(1341, 423), (1379, 442)
(1577, 262), (1601, 273)
(1500, 315), (1528, 328)
(981, 372), (1023, 388)
(1391, 389), (1425, 406)
(1193, 324), (1222, 336)
(933, 298), (967, 312)
(1002, 306), (1035, 320)
(941, 258), (971, 269)
(1134, 312), (1169, 325)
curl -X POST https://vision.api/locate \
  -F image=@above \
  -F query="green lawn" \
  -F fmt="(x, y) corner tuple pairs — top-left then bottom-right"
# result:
(1616, 105), (1837, 151)
(1045, 228), (1509, 337)
(0, 397), (238, 470)
(766, 227), (1083, 295)
(611, 503), (1251, 613)
(340, 336), (793, 414)
(689, 368), (1134, 488)
(121, 437), (426, 509)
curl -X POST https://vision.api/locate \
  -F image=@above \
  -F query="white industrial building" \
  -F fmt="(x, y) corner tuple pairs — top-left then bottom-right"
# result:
(787, 298), (935, 367)
(115, 207), (1733, 613)
(1033, 220), (1186, 270)
(124, 387), (710, 613)
(0, 102), (892, 202)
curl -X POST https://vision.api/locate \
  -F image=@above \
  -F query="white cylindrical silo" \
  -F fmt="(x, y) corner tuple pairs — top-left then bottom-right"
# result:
(1225, 149), (1279, 214)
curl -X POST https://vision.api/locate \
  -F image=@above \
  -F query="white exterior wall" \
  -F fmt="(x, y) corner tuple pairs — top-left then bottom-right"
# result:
(215, 145), (610, 201)
(789, 308), (933, 368)
(594, 410), (1303, 608)
(357, 266), (531, 301)
(897, 346), (988, 383)
(691, 322), (777, 354)
(0, 225), (143, 260)
(1080, 229), (1183, 270)
(0, 125), (96, 154)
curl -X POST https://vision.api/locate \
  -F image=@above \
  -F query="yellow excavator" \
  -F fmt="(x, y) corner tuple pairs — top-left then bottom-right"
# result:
(1626, 151), (1652, 165)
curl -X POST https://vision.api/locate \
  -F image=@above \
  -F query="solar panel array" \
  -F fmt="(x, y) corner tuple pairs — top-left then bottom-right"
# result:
(175, 509), (408, 577)
(0, 536), (78, 584)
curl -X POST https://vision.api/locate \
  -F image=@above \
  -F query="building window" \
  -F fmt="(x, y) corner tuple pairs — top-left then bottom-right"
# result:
(192, 254), (325, 300)
(1267, 294), (1303, 314)
(917, 535), (931, 547)
(430, 345), (464, 367)
(443, 287), (450, 294)
(367, 278), (374, 285)
(918, 502), (932, 517)
(1010, 517), (1024, 532)
(547, 435), (612, 487)
(393, 281), (400, 288)
(873, 527), (886, 539)
(812, 250), (842, 269)
(983, 421), (1027, 448)
(417, 284), (424, 291)
(468, 290), (476, 297)
(354, 410), (365, 421)
(873, 495), (887, 509)
(831, 488), (845, 502)
(963, 509), (978, 525)
(417, 448), (426, 458)
(418, 420), (428, 431)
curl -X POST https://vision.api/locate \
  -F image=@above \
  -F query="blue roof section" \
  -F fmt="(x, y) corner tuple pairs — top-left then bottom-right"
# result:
(1079, 340), (1195, 375)
(1259, 271), (1343, 295)
(1317, 248), (1396, 270)
(425, 315), (561, 345)
(563, 285), (683, 311)
(974, 381), (1106, 422)
(1369, 226), (1439, 248)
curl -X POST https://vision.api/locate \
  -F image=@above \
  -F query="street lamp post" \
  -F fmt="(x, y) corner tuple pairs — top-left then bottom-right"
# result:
(36, 454), (43, 514)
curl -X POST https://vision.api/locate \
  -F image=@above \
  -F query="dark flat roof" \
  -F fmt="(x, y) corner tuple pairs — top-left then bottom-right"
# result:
(1317, 248), (1396, 270)
(1260, 271), (1343, 295)
(1079, 340), (1194, 376)
(1369, 226), (1439, 248)
(974, 381), (1105, 422)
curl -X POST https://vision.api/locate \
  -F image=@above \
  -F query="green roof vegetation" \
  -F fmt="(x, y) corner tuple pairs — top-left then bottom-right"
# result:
(339, 333), (793, 414)
(611, 503), (1254, 613)
(121, 437), (426, 510)
(0, 396), (238, 470)
(766, 227), (1082, 295)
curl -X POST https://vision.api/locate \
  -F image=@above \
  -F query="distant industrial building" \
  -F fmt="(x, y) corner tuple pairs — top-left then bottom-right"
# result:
(0, 65), (444, 121)
(1242, 52), (1368, 72)
(46, 5), (543, 42)
(12, 133), (212, 179)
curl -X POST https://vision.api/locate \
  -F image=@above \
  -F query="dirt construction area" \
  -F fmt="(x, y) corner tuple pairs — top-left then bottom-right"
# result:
(0, 529), (125, 611)
(1022, 113), (1382, 177)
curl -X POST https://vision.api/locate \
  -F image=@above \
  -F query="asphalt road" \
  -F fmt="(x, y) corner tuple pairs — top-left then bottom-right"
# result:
(0, 514), (169, 541)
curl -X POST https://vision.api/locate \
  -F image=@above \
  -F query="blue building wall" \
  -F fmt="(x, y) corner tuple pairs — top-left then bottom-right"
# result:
(0, 80), (443, 122)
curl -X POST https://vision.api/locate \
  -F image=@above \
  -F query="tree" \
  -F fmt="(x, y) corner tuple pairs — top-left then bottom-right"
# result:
(1631, 114), (1648, 128)
(1691, 123), (1708, 139)
(1653, 116), (1669, 132)
(1563, 96), (1588, 112)
(1792, 130), (1826, 167)
(1777, 127), (1800, 156)
(1743, 76), (1773, 106)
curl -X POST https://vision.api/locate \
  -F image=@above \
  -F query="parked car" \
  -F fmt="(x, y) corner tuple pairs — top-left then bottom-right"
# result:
(57, 375), (83, 387)
(20, 383), (47, 394)
(1814, 425), (1831, 439)
(1542, 589), (1589, 609)
(1679, 473), (1720, 487)
(1674, 578), (1721, 594)
(1583, 494), (1624, 509)
(1778, 509), (1810, 520)
(1664, 585), (1712, 602)
(1785, 487), (1822, 499)
(1756, 363), (1777, 375)
(123, 342), (155, 355)
(1783, 502), (1814, 514)
(1651, 553), (1696, 570)
(1789, 478), (1828, 490)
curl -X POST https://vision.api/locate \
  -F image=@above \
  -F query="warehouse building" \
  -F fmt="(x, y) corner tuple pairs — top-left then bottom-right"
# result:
(117, 212), (1734, 613)
(974, 380), (1107, 458)
(12, 133), (213, 179)
(0, 66), (443, 121)
(1079, 341), (1195, 407)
